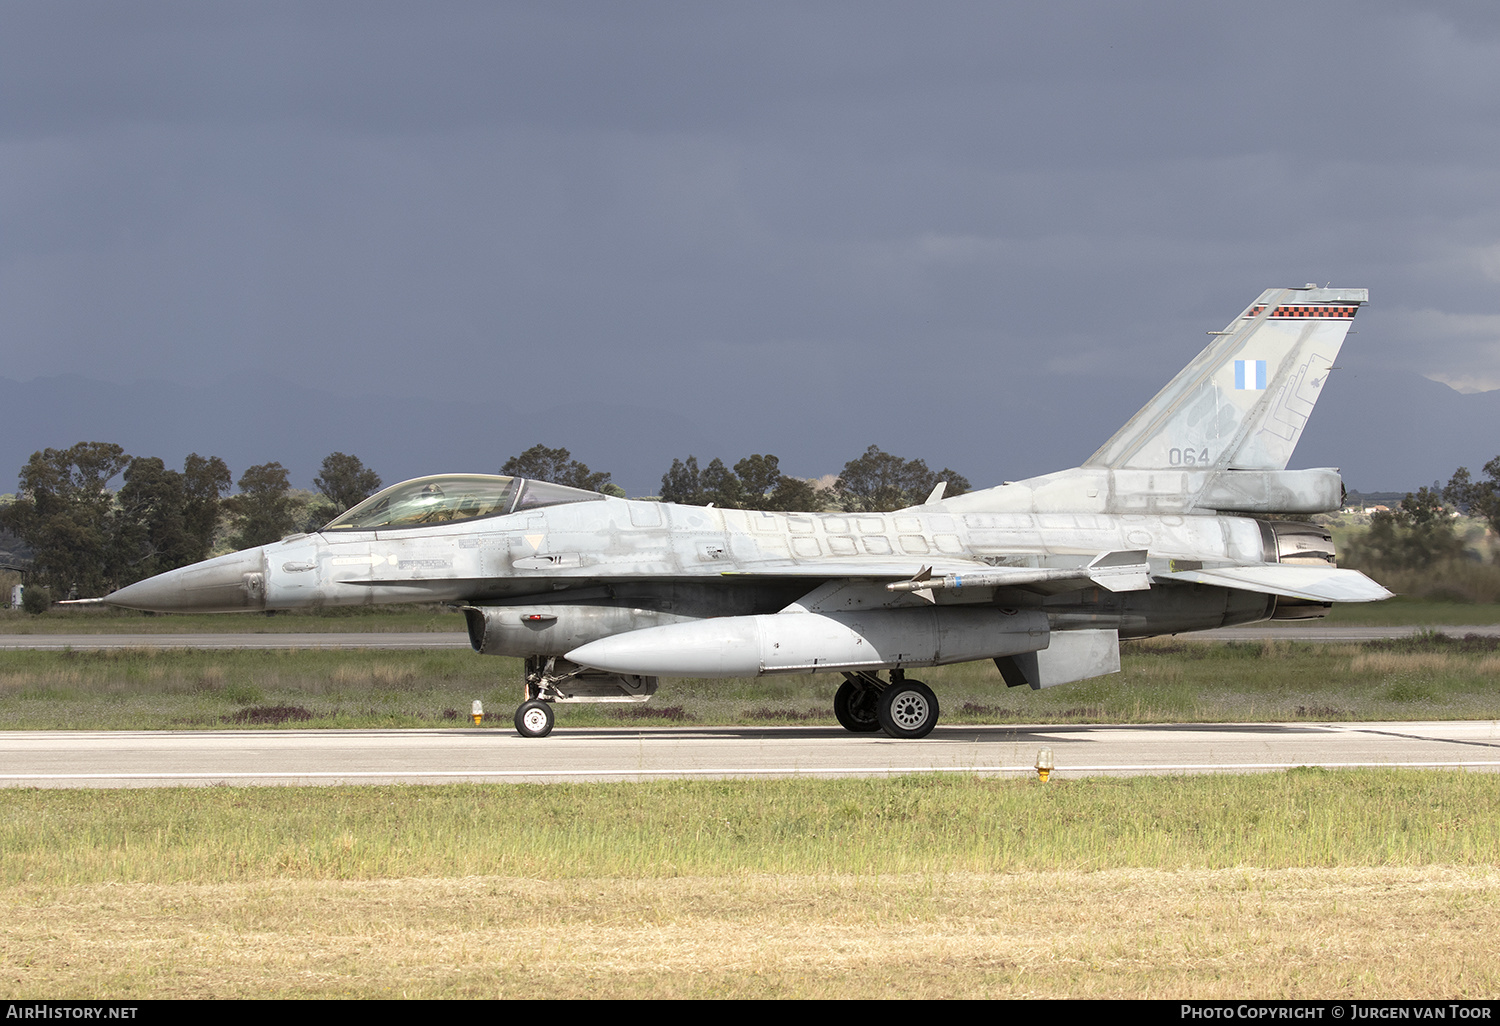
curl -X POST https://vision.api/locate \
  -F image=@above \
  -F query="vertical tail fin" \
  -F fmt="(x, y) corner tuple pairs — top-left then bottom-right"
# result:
(1085, 286), (1367, 471)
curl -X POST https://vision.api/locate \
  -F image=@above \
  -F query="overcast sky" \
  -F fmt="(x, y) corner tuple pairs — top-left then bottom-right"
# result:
(4, 1), (1499, 492)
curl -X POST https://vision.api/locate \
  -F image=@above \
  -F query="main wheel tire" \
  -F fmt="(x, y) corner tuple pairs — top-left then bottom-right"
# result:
(877, 680), (939, 739)
(833, 680), (883, 733)
(514, 700), (555, 738)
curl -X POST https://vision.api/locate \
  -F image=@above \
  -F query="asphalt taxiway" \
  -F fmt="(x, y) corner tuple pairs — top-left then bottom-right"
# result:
(3, 720), (1497, 787)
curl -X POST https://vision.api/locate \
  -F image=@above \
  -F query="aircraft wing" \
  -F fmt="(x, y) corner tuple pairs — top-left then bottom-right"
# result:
(1153, 564), (1393, 603)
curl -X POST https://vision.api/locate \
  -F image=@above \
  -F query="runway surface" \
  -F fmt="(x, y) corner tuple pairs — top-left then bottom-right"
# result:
(3, 720), (1497, 787)
(3, 624), (1500, 649)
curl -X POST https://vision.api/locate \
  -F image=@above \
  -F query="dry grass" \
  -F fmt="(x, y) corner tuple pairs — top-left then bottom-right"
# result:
(5, 868), (1498, 998)
(4, 774), (1499, 997)
(1349, 651), (1500, 676)
(8, 774), (1499, 884)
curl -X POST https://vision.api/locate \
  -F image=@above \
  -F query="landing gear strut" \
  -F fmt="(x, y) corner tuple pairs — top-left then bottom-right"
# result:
(511, 655), (661, 738)
(835, 669), (940, 739)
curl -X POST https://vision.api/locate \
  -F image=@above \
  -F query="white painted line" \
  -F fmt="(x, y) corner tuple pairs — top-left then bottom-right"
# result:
(5, 760), (1500, 783)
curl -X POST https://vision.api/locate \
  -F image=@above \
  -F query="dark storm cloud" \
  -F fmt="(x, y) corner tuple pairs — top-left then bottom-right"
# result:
(3, 1), (1500, 492)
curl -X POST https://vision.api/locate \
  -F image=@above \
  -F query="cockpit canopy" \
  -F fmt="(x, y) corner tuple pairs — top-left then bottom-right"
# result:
(321, 474), (604, 532)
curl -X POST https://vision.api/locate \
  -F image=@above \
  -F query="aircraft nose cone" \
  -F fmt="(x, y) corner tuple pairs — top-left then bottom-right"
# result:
(105, 549), (268, 613)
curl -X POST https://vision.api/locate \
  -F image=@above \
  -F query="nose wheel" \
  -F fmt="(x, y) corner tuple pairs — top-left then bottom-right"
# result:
(514, 700), (555, 738)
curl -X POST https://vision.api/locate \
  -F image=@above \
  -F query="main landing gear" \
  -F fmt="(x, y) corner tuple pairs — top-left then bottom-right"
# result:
(834, 669), (940, 739)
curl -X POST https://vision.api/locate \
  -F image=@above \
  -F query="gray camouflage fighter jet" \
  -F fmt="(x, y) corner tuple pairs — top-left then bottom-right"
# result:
(100, 285), (1390, 738)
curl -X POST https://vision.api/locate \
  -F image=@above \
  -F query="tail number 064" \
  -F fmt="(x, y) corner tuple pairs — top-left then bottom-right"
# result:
(1169, 448), (1210, 466)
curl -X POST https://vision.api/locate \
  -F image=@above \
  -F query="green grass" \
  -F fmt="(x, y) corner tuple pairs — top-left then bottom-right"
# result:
(3, 771), (1496, 885)
(1321, 596), (1500, 625)
(4, 632), (1500, 729)
(0, 603), (461, 633)
(0, 648), (501, 729)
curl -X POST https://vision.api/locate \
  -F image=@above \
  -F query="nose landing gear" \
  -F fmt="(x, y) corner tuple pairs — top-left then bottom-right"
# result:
(514, 699), (555, 738)
(511, 656), (660, 738)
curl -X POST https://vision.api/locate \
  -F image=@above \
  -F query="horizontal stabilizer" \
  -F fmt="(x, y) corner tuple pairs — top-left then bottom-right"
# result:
(1155, 564), (1392, 603)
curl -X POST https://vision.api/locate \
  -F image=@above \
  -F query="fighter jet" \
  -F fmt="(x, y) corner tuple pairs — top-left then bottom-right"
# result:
(100, 285), (1390, 738)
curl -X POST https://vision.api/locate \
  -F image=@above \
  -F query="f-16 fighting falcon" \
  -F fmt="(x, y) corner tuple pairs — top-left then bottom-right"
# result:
(99, 285), (1390, 738)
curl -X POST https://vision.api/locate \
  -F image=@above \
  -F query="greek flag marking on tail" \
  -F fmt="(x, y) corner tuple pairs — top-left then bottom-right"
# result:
(1234, 359), (1266, 390)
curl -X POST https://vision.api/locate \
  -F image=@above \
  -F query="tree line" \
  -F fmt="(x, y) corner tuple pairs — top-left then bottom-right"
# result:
(0, 444), (384, 602)
(2, 440), (970, 606)
(502, 442), (970, 512)
(1343, 458), (1500, 575)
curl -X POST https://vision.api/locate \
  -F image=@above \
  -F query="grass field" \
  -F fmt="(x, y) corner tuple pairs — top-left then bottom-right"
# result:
(3, 772), (1498, 998)
(1322, 596), (1500, 626)
(0, 603), (458, 634)
(4, 631), (1500, 729)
